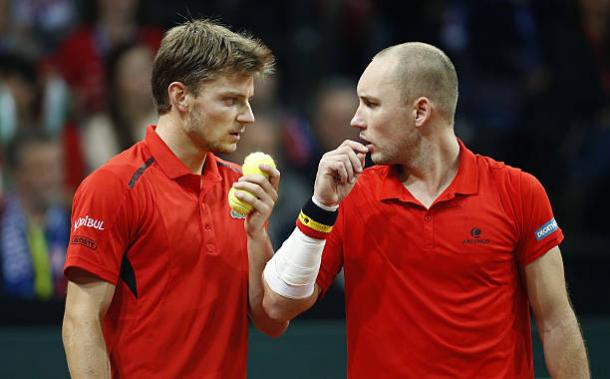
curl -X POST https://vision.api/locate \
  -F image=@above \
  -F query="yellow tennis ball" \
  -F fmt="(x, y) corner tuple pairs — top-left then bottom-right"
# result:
(228, 152), (276, 217)
(242, 152), (276, 176)
(228, 186), (252, 216)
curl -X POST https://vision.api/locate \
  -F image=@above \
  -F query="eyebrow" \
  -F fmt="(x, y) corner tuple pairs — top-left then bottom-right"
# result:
(220, 91), (253, 100)
(359, 94), (379, 102)
(220, 91), (246, 97)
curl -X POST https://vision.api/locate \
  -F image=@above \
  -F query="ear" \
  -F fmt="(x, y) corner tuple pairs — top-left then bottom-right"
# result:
(167, 81), (190, 113)
(412, 97), (431, 127)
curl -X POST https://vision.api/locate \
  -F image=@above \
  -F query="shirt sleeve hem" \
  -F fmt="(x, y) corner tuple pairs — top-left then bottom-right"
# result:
(522, 233), (564, 267)
(64, 257), (119, 285)
(315, 274), (334, 298)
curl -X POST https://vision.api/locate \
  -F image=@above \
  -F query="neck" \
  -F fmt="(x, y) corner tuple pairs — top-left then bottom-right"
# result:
(399, 129), (460, 205)
(156, 113), (208, 174)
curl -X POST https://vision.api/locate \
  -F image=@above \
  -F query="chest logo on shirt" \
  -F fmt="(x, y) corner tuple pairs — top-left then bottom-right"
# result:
(73, 215), (105, 232)
(463, 227), (491, 244)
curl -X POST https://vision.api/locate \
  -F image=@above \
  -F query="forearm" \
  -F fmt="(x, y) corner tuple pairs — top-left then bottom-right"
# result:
(261, 226), (325, 322)
(62, 313), (111, 379)
(247, 230), (288, 337)
(262, 279), (318, 322)
(539, 309), (589, 379)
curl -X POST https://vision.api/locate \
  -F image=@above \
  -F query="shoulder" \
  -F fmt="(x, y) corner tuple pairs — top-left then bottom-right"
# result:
(474, 153), (548, 202)
(76, 144), (151, 197)
(475, 153), (527, 188)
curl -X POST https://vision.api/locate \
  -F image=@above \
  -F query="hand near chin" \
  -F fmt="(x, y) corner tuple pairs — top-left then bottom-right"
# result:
(313, 140), (368, 207)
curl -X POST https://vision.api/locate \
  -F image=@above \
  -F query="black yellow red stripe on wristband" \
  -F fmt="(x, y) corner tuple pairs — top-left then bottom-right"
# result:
(295, 198), (338, 239)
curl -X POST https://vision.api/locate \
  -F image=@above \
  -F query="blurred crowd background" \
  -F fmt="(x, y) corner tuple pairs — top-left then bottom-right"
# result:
(0, 0), (608, 326)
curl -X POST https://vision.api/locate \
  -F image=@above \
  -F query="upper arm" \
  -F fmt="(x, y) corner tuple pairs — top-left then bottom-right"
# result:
(64, 268), (116, 320)
(525, 246), (572, 327)
(65, 169), (134, 285)
(515, 171), (564, 267)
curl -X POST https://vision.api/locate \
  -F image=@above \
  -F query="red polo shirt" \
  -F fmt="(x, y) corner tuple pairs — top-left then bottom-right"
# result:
(317, 139), (563, 378)
(65, 126), (249, 378)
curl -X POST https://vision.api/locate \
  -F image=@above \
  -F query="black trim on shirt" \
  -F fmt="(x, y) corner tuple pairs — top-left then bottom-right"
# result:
(217, 160), (241, 173)
(120, 254), (138, 298)
(128, 158), (155, 189)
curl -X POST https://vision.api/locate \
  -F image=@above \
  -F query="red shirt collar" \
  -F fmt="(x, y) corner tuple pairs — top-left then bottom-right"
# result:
(143, 125), (221, 182)
(377, 138), (479, 203)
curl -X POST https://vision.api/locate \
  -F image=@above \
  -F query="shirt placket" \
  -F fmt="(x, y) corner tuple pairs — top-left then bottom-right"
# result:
(423, 210), (434, 251)
(199, 176), (218, 255)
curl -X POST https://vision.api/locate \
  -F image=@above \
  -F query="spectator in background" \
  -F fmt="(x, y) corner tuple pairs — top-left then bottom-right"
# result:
(0, 50), (80, 195)
(10, 0), (77, 56)
(0, 0), (9, 52)
(0, 53), (40, 143)
(55, 0), (162, 115)
(282, 77), (359, 181)
(458, 0), (546, 160)
(0, 129), (69, 300)
(0, 0), (77, 56)
(311, 77), (360, 157)
(541, 0), (610, 234)
(80, 42), (156, 172)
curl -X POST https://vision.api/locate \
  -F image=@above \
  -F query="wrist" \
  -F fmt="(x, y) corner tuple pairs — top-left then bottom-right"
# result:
(296, 197), (338, 240)
(312, 195), (339, 211)
(246, 228), (269, 242)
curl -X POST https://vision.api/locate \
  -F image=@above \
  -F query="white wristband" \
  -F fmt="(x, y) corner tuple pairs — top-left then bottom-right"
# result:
(263, 227), (326, 299)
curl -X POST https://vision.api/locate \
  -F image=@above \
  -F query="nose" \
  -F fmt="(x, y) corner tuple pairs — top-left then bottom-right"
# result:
(237, 102), (255, 124)
(350, 106), (365, 129)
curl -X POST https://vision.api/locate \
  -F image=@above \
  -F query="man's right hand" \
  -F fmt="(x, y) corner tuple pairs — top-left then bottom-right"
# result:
(313, 140), (368, 207)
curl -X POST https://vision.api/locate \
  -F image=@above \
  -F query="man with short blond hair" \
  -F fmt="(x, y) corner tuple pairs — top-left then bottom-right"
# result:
(62, 19), (286, 378)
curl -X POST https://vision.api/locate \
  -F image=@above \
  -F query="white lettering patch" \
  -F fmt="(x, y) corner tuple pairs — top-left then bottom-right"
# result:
(535, 218), (558, 241)
(74, 215), (105, 232)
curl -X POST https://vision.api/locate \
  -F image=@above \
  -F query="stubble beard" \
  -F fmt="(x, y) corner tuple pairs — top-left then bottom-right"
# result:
(185, 108), (221, 154)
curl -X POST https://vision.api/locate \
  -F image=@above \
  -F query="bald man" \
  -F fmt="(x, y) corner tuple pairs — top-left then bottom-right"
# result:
(261, 43), (589, 378)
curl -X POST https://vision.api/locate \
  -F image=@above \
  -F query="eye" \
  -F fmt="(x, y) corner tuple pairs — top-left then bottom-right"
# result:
(363, 98), (377, 108)
(223, 97), (237, 106)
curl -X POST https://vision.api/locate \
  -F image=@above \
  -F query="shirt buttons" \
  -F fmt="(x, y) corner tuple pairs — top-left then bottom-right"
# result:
(424, 215), (432, 222)
(204, 224), (211, 230)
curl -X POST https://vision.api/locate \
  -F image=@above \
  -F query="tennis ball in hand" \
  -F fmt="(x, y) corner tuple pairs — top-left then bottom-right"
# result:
(228, 152), (276, 217)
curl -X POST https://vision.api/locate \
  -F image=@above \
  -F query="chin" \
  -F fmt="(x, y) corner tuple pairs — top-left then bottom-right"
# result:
(212, 144), (237, 155)
(370, 152), (387, 165)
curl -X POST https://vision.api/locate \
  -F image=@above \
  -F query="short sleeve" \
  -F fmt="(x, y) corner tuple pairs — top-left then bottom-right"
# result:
(315, 206), (345, 295)
(516, 172), (564, 267)
(64, 169), (134, 284)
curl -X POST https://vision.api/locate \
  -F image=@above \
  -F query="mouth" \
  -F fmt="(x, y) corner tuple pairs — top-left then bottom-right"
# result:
(229, 130), (243, 141)
(359, 135), (374, 151)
